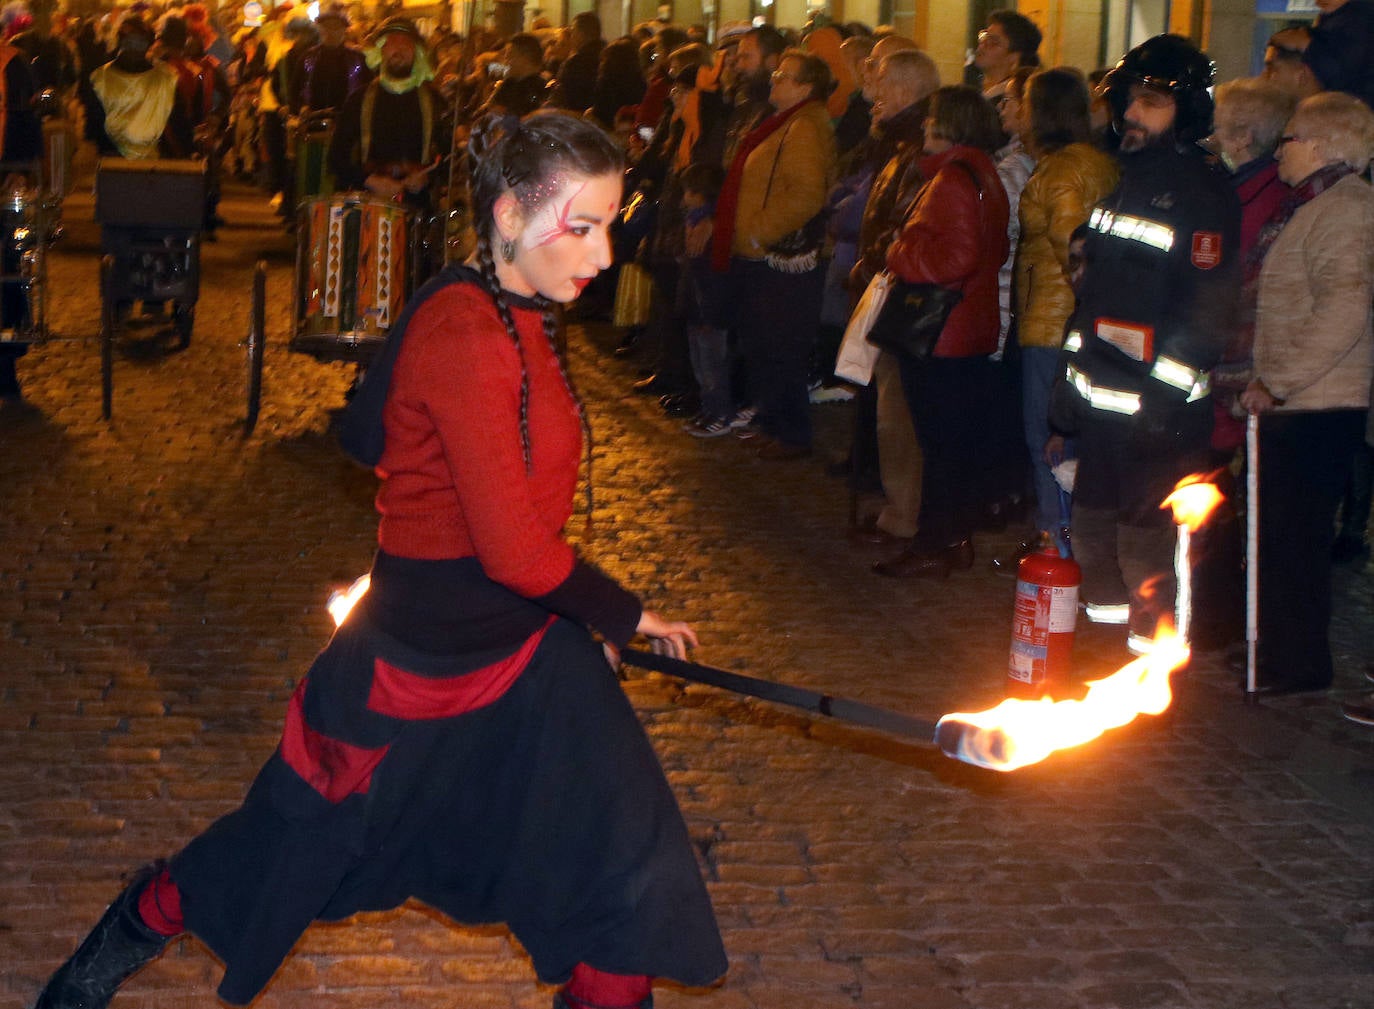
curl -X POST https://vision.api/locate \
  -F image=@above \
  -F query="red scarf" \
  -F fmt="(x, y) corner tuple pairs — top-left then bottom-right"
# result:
(710, 99), (813, 272)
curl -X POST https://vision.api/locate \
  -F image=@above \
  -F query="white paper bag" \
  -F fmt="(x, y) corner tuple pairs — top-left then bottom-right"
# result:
(833, 272), (890, 386)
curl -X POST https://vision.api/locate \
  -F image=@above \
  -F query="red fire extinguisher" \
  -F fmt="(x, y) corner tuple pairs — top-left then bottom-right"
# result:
(1008, 546), (1081, 698)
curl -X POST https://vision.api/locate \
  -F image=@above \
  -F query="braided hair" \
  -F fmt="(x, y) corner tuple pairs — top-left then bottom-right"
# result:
(467, 111), (623, 527)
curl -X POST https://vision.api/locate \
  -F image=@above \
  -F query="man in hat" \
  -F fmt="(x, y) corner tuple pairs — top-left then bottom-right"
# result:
(86, 15), (177, 159)
(328, 17), (444, 205)
(301, 5), (369, 113)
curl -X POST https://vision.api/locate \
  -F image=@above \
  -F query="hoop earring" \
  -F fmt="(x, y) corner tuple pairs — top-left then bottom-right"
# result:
(500, 237), (517, 263)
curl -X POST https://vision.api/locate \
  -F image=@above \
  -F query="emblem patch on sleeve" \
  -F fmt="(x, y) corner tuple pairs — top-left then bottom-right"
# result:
(1191, 231), (1222, 269)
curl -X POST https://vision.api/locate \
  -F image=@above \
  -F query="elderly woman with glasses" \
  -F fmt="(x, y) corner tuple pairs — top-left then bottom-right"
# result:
(1207, 78), (1297, 454)
(1239, 91), (1374, 695)
(710, 48), (836, 459)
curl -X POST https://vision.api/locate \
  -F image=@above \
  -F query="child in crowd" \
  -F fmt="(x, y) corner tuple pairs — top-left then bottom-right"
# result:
(676, 161), (740, 438)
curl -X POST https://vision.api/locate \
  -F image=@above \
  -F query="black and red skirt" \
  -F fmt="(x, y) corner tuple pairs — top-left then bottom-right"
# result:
(169, 557), (727, 1005)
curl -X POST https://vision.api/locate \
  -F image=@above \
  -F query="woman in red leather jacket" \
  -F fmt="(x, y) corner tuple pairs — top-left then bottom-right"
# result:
(874, 85), (1012, 578)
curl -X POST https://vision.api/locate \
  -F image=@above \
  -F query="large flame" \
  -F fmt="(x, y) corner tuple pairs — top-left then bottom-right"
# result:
(1161, 475), (1224, 532)
(328, 574), (371, 627)
(936, 626), (1190, 772)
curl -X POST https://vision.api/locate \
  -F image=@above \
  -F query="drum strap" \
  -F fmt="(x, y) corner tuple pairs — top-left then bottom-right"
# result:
(359, 82), (433, 169)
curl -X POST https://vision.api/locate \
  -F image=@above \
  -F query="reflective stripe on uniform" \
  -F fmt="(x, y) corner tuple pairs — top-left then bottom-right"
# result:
(1089, 207), (1176, 252)
(1064, 330), (1083, 353)
(1185, 372), (1212, 403)
(1126, 631), (1154, 655)
(1150, 355), (1198, 393)
(1066, 363), (1142, 415)
(1085, 602), (1131, 624)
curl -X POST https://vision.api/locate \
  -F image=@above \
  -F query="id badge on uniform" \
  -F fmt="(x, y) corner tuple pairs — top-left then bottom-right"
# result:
(1095, 317), (1154, 362)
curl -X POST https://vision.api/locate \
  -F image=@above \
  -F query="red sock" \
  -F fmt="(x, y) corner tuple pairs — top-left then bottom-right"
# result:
(562, 963), (652, 1009)
(135, 867), (185, 937)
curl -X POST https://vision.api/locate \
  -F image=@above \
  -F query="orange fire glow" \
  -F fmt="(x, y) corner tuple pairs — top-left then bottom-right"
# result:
(1161, 475), (1225, 531)
(935, 626), (1190, 772)
(328, 574), (371, 627)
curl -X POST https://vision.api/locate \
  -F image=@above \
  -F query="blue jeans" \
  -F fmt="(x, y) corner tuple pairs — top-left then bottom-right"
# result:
(1022, 346), (1069, 533)
(687, 325), (732, 420)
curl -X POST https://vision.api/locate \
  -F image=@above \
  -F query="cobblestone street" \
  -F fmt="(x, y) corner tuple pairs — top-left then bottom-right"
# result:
(3, 171), (1374, 1009)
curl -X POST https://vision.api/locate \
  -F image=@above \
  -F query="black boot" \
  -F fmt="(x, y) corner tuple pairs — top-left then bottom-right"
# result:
(553, 994), (653, 1009)
(34, 865), (174, 1009)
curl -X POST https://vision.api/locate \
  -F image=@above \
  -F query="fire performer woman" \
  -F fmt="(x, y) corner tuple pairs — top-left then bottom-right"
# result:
(32, 111), (727, 1009)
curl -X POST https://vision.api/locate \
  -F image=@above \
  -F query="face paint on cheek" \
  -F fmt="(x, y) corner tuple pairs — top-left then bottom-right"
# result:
(523, 182), (588, 250)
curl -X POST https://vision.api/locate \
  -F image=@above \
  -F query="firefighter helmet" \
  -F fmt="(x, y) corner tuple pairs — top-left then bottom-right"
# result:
(1104, 34), (1216, 145)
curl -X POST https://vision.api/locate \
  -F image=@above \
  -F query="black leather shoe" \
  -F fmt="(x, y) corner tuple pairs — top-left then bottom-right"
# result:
(945, 537), (975, 570)
(874, 546), (950, 578)
(35, 865), (173, 1009)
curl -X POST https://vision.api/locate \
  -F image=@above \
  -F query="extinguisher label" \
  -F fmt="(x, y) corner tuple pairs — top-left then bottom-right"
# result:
(1047, 585), (1079, 633)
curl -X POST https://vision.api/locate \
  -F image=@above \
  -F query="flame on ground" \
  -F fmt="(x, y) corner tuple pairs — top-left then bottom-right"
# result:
(328, 574), (371, 627)
(1161, 474), (1225, 532)
(935, 626), (1190, 772)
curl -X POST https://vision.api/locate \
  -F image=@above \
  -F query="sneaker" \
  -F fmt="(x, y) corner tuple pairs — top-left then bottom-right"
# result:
(809, 383), (856, 404)
(1341, 695), (1374, 725)
(684, 415), (733, 438)
(729, 406), (758, 429)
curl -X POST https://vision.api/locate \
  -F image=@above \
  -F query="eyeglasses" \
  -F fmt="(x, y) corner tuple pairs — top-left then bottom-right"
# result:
(770, 70), (801, 83)
(977, 30), (1008, 47)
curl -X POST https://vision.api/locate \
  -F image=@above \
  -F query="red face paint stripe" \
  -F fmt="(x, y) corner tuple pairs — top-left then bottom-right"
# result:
(529, 182), (588, 249)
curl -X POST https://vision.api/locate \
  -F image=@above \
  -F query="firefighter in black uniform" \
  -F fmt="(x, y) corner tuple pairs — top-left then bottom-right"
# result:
(1051, 34), (1241, 653)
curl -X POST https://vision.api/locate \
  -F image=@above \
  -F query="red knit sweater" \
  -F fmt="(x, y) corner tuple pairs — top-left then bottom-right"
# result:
(376, 283), (584, 595)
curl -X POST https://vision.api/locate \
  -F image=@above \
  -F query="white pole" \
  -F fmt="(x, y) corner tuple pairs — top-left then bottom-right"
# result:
(1175, 523), (1191, 645)
(1246, 412), (1259, 697)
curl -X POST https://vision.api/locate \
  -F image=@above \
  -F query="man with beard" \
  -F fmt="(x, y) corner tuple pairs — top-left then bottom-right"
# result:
(719, 25), (785, 168)
(328, 17), (443, 206)
(1050, 34), (1240, 653)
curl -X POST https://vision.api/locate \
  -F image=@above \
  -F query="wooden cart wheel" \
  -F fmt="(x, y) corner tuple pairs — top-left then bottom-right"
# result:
(173, 301), (194, 349)
(244, 260), (266, 436)
(99, 254), (113, 421)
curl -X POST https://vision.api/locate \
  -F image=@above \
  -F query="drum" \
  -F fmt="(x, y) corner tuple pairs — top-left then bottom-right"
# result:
(293, 111), (336, 209)
(0, 187), (44, 344)
(293, 193), (408, 360)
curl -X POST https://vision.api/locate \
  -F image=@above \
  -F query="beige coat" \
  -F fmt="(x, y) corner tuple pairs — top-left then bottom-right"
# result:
(1256, 173), (1374, 412)
(730, 100), (836, 259)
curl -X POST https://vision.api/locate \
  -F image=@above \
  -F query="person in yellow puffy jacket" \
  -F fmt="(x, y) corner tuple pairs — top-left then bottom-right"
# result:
(1014, 68), (1119, 549)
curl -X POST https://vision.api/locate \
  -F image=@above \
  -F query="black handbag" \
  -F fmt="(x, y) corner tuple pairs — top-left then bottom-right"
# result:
(864, 160), (983, 360)
(865, 282), (963, 359)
